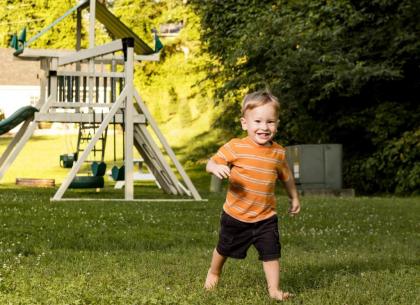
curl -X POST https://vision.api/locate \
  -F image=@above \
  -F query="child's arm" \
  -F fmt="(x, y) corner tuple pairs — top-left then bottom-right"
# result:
(281, 176), (301, 215)
(206, 159), (231, 179)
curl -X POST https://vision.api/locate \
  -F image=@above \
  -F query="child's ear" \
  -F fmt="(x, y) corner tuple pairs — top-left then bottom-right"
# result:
(240, 117), (247, 130)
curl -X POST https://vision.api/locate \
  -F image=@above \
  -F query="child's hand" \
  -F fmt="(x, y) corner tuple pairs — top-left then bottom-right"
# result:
(211, 164), (231, 179)
(206, 159), (230, 179)
(288, 197), (301, 216)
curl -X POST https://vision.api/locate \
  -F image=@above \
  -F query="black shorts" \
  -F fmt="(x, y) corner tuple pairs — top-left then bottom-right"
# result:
(216, 211), (281, 261)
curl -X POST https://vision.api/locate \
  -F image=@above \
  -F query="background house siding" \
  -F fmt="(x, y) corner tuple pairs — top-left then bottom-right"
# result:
(0, 48), (40, 130)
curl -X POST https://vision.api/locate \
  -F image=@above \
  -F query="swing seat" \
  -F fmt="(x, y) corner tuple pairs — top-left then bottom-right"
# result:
(59, 153), (78, 168)
(69, 176), (104, 189)
(111, 165), (125, 181)
(91, 161), (107, 177)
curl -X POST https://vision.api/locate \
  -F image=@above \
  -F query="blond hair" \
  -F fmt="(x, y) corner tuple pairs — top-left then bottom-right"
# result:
(241, 89), (280, 117)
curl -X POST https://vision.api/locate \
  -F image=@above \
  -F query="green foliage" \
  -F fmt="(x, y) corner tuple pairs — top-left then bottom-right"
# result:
(349, 129), (420, 195)
(191, 0), (420, 194)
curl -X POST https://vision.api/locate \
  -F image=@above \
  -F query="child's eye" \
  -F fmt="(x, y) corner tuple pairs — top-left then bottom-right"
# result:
(255, 120), (261, 123)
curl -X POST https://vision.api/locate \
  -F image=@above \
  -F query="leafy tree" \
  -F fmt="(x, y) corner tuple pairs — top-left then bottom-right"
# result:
(192, 0), (420, 194)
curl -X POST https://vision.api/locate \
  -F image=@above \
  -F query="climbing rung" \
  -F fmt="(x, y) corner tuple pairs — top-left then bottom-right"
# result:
(79, 137), (105, 140)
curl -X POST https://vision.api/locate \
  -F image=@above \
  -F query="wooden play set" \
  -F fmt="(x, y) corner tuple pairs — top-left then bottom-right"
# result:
(0, 0), (202, 201)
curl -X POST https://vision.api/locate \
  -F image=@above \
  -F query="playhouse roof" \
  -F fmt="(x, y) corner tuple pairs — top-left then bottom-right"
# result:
(94, 1), (155, 55)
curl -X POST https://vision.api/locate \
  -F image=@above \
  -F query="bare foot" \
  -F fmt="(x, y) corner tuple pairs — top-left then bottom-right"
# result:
(268, 290), (293, 301)
(204, 268), (220, 290)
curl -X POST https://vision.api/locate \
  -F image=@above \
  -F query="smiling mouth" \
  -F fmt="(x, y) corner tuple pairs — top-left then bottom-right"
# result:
(257, 133), (270, 138)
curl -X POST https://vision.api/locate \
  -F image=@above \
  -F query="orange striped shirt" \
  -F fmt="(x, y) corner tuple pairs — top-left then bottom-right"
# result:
(211, 137), (290, 223)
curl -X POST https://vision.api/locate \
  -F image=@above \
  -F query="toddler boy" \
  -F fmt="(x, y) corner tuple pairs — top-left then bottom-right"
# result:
(204, 90), (301, 301)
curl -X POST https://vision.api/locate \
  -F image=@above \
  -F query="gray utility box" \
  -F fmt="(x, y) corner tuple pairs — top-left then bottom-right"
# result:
(286, 144), (342, 190)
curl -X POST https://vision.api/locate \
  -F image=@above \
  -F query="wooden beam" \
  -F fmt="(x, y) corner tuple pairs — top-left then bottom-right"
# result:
(49, 102), (117, 108)
(57, 71), (125, 78)
(89, 0), (96, 48)
(51, 198), (208, 202)
(0, 119), (31, 170)
(34, 112), (145, 124)
(15, 49), (158, 63)
(124, 45), (134, 200)
(58, 39), (123, 66)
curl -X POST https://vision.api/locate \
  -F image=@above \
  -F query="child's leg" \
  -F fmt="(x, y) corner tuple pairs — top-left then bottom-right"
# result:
(262, 260), (291, 301)
(204, 248), (227, 290)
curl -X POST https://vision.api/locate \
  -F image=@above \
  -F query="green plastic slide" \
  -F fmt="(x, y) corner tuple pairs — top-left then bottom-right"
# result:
(0, 106), (38, 135)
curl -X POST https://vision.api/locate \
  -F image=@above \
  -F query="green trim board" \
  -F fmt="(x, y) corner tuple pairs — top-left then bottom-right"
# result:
(0, 106), (38, 135)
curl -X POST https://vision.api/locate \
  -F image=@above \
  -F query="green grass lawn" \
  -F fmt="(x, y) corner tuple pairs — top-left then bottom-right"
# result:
(0, 136), (419, 304)
(0, 134), (134, 185)
(0, 185), (418, 304)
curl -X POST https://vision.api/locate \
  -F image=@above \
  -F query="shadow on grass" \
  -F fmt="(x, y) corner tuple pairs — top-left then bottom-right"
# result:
(283, 255), (418, 292)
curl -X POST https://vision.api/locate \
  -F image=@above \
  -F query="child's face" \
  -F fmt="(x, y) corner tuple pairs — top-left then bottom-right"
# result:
(240, 102), (279, 146)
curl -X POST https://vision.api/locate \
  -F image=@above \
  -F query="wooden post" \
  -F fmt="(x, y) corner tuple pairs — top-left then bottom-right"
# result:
(76, 7), (82, 51)
(89, 0), (95, 49)
(38, 59), (48, 107)
(88, 0), (96, 105)
(75, 5), (82, 110)
(123, 38), (134, 200)
(40, 57), (58, 112)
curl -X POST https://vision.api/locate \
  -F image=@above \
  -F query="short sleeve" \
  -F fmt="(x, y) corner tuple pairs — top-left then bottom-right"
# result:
(277, 160), (291, 182)
(210, 139), (238, 165)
